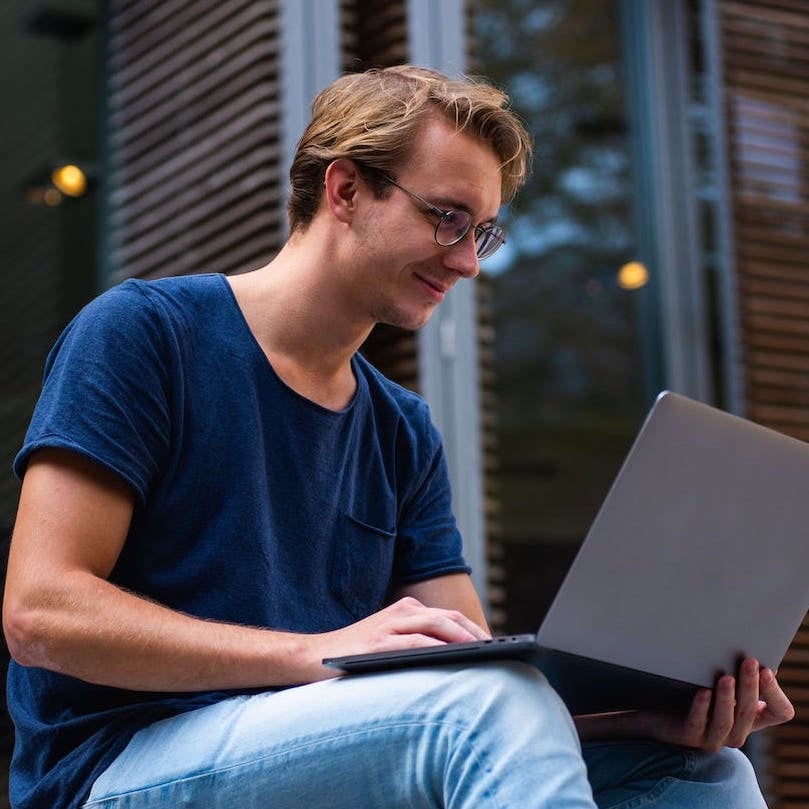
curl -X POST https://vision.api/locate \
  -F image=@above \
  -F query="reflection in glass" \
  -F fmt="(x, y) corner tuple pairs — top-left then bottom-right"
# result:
(475, 0), (656, 631)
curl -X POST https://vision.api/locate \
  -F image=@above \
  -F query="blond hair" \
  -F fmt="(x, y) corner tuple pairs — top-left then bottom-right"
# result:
(287, 65), (533, 232)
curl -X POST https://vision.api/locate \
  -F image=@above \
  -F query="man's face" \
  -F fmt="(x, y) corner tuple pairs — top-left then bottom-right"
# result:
(353, 116), (503, 332)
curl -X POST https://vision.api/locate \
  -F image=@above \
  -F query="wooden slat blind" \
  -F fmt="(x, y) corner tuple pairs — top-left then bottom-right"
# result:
(721, 1), (809, 804)
(105, 0), (283, 283)
(340, 0), (408, 72)
(477, 273), (507, 626)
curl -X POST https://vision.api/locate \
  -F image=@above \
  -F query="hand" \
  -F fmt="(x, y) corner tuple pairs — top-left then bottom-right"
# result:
(640, 658), (795, 753)
(309, 596), (490, 680)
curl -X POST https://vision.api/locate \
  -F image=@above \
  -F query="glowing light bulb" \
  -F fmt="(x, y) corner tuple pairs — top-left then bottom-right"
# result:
(617, 261), (649, 290)
(51, 164), (87, 197)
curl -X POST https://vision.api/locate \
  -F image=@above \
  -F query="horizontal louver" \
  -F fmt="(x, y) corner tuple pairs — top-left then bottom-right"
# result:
(722, 1), (809, 804)
(341, 0), (408, 71)
(105, 0), (283, 282)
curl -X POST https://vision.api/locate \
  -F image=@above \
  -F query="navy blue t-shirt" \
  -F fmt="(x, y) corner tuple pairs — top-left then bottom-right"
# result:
(9, 273), (469, 809)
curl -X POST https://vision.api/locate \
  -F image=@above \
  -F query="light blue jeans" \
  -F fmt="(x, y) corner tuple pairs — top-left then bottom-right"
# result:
(83, 663), (767, 808)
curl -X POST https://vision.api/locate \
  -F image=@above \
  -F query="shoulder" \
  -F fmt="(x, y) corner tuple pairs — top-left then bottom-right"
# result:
(57, 274), (229, 352)
(39, 273), (231, 405)
(355, 353), (432, 425)
(101, 273), (228, 321)
(353, 353), (444, 464)
(86, 272), (226, 312)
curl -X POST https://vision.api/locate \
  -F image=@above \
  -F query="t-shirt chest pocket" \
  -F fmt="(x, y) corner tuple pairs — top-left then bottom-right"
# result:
(329, 510), (396, 620)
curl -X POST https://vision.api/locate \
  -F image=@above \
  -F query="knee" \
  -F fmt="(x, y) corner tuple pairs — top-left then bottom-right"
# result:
(435, 661), (578, 740)
(644, 745), (764, 802)
(446, 660), (566, 706)
(385, 663), (592, 807)
(693, 747), (767, 806)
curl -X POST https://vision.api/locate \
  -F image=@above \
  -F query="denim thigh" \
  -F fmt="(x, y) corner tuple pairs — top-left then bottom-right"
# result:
(83, 663), (596, 809)
(583, 739), (767, 809)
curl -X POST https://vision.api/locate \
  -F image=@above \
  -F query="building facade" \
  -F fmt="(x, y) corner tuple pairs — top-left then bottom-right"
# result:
(1, 0), (808, 804)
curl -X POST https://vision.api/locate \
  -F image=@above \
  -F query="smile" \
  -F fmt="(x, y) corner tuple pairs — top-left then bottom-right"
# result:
(414, 273), (451, 300)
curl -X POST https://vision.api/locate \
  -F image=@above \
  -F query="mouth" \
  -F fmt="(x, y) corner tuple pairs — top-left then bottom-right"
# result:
(414, 273), (451, 301)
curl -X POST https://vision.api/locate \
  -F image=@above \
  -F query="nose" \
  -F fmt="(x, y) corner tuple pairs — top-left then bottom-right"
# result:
(442, 231), (480, 279)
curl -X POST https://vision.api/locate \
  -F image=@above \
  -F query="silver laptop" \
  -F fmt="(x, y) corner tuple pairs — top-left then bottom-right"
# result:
(324, 391), (809, 714)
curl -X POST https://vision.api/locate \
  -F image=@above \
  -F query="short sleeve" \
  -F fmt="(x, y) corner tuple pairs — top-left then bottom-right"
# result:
(14, 282), (173, 504)
(392, 416), (471, 584)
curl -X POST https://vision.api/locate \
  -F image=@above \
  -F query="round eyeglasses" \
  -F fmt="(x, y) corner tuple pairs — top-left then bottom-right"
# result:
(382, 175), (505, 260)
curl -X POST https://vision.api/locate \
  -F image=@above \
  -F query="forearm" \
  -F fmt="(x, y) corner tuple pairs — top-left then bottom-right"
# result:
(5, 572), (489, 693)
(4, 570), (325, 692)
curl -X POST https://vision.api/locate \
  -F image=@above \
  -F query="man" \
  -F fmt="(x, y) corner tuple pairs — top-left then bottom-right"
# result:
(3, 65), (794, 809)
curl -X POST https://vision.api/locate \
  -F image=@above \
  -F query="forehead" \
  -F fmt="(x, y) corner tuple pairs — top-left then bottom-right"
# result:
(398, 117), (503, 214)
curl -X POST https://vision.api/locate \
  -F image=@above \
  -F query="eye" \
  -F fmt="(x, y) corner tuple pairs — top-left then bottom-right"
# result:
(437, 210), (472, 243)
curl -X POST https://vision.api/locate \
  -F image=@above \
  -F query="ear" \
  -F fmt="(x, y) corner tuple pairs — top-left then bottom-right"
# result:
(323, 158), (362, 224)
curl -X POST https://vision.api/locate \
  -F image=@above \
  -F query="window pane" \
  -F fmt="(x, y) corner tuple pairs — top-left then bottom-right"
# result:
(475, 0), (659, 631)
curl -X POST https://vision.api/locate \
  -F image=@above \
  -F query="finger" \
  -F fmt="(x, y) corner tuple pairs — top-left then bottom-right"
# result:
(704, 675), (737, 752)
(725, 659), (760, 747)
(450, 611), (491, 641)
(422, 609), (487, 643)
(680, 688), (712, 747)
(385, 603), (485, 644)
(386, 599), (486, 638)
(755, 668), (796, 729)
(390, 597), (490, 641)
(394, 633), (448, 649)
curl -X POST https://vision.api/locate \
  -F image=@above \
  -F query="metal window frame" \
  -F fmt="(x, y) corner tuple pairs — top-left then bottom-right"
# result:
(279, 0), (341, 237)
(699, 0), (744, 416)
(620, 0), (715, 404)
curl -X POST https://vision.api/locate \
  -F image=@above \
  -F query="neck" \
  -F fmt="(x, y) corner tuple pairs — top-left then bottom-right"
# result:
(227, 232), (374, 410)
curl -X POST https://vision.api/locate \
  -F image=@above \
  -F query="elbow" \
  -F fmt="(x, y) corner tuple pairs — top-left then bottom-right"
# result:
(3, 596), (51, 668)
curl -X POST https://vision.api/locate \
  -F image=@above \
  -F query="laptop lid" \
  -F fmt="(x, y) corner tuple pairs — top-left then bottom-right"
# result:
(536, 390), (809, 689)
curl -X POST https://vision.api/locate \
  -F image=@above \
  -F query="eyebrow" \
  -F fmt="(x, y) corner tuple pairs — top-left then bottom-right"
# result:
(389, 172), (500, 228)
(432, 195), (500, 227)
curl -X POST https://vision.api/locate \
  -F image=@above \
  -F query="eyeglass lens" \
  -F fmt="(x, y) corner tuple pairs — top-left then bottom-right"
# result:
(435, 210), (472, 246)
(474, 227), (504, 259)
(435, 211), (504, 259)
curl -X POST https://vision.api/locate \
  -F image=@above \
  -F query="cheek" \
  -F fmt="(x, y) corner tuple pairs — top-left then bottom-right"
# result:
(374, 216), (414, 250)
(354, 205), (438, 270)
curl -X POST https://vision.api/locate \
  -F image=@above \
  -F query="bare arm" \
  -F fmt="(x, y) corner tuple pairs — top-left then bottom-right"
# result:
(3, 449), (485, 692)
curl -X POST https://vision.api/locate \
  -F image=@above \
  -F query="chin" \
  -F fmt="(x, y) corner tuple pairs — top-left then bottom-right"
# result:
(376, 303), (438, 332)
(397, 311), (437, 332)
